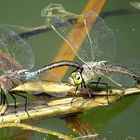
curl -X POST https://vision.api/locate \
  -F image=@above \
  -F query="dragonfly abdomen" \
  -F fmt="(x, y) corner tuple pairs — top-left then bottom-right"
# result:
(100, 64), (140, 85)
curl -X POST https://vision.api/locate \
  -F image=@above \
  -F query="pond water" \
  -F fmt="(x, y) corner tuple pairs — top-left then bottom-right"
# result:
(0, 0), (140, 139)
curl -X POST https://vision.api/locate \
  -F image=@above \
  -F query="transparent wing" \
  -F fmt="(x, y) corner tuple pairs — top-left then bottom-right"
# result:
(0, 24), (33, 34)
(41, 69), (68, 97)
(104, 72), (136, 88)
(20, 68), (68, 97)
(47, 15), (92, 63)
(11, 70), (68, 97)
(10, 75), (44, 96)
(0, 27), (34, 72)
(105, 59), (140, 87)
(84, 11), (117, 62)
(47, 11), (116, 63)
(0, 24), (39, 40)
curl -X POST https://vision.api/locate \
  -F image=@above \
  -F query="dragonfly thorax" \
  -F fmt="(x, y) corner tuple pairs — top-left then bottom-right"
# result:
(81, 61), (107, 84)
(84, 61), (107, 68)
(0, 69), (28, 92)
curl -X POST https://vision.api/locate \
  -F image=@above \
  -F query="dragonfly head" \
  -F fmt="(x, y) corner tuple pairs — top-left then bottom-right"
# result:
(68, 70), (83, 86)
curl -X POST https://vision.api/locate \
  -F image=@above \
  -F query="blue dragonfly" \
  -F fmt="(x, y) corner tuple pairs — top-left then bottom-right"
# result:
(0, 27), (81, 116)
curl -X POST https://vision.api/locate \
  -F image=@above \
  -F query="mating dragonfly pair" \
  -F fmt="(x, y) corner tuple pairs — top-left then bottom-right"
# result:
(0, 11), (139, 116)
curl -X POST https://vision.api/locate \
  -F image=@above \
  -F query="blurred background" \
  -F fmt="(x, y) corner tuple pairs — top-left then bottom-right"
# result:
(0, 0), (140, 139)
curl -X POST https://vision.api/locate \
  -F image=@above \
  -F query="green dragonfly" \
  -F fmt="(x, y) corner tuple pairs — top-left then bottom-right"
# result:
(48, 11), (140, 93)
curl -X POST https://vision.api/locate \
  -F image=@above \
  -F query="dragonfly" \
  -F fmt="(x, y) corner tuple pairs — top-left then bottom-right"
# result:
(49, 11), (140, 94)
(0, 27), (81, 116)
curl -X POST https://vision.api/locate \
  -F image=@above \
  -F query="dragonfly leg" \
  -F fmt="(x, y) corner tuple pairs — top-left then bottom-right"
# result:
(92, 81), (109, 104)
(90, 77), (110, 104)
(82, 83), (92, 98)
(13, 93), (30, 117)
(10, 79), (30, 116)
(95, 77), (101, 88)
(98, 82), (109, 103)
(71, 82), (90, 105)
(0, 88), (3, 105)
(0, 89), (6, 112)
(1, 92), (9, 116)
(9, 80), (19, 114)
(9, 93), (17, 114)
(71, 85), (79, 105)
(87, 90), (91, 98)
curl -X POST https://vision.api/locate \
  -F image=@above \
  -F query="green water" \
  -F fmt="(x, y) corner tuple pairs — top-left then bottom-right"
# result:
(0, 0), (140, 139)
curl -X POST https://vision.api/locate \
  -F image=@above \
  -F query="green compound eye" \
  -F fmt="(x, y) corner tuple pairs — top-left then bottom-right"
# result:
(71, 71), (83, 85)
